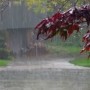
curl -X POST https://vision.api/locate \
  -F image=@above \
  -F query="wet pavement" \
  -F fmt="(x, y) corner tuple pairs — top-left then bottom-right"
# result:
(0, 58), (90, 90)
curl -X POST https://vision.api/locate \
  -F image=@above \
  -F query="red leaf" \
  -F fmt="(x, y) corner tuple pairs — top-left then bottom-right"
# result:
(52, 12), (63, 22)
(67, 24), (79, 36)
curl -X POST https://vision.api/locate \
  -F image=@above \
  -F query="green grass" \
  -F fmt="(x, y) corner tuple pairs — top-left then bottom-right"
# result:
(45, 41), (84, 58)
(70, 58), (90, 67)
(47, 44), (81, 55)
(61, 46), (80, 53)
(0, 59), (10, 67)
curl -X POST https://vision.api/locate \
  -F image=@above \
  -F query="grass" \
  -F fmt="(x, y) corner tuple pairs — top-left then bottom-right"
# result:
(46, 43), (81, 57)
(60, 46), (80, 53)
(70, 58), (90, 67)
(0, 59), (10, 67)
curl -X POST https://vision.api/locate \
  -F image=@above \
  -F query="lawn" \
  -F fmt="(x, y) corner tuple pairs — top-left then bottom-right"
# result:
(46, 43), (81, 57)
(70, 58), (90, 67)
(0, 59), (10, 67)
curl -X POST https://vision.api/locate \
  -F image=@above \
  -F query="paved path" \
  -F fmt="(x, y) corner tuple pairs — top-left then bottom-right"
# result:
(0, 57), (90, 90)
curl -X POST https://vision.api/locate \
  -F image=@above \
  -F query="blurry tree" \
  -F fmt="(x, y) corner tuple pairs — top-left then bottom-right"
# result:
(0, 0), (90, 13)
(26, 0), (90, 12)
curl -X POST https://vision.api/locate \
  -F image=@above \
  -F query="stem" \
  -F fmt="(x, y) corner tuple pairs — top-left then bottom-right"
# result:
(74, 0), (79, 7)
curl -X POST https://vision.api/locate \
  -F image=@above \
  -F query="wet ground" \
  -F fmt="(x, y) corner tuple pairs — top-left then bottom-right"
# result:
(0, 57), (90, 90)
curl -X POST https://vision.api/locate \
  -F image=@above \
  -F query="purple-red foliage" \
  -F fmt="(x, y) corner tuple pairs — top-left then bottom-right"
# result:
(35, 4), (90, 57)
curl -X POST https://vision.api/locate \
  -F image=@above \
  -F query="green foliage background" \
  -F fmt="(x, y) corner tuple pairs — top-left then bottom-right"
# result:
(7, 0), (90, 13)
